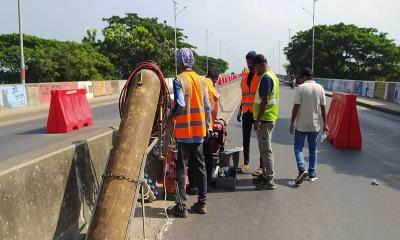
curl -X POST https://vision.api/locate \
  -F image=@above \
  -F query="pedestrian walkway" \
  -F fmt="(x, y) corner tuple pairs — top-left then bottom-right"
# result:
(162, 85), (400, 240)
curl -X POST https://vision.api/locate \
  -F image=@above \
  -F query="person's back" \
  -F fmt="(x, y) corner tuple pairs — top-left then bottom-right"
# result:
(294, 80), (326, 132)
(290, 68), (328, 185)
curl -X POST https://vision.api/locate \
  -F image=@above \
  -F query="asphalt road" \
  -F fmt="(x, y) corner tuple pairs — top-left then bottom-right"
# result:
(164, 85), (400, 240)
(0, 102), (120, 167)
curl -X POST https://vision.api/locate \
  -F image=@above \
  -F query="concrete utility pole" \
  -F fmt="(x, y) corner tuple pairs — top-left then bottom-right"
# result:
(288, 28), (292, 43)
(87, 70), (161, 240)
(18, 0), (25, 84)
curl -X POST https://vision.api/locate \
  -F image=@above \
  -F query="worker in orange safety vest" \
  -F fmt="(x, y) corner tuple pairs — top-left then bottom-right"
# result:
(236, 51), (262, 175)
(168, 48), (211, 218)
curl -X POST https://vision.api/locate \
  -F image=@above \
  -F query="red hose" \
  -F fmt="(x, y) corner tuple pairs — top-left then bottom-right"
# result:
(119, 61), (172, 136)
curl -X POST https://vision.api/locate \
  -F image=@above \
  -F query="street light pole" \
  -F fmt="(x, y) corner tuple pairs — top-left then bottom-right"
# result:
(172, 0), (178, 76)
(288, 28), (291, 43)
(219, 40), (222, 59)
(312, 0), (316, 73)
(205, 30), (214, 74)
(302, 0), (317, 73)
(18, 0), (25, 84)
(278, 41), (281, 74)
(171, 0), (187, 75)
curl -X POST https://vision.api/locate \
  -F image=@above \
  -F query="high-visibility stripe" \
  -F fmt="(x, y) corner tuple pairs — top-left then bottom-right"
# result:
(175, 121), (205, 128)
(242, 102), (253, 106)
(242, 92), (256, 96)
(181, 107), (204, 114)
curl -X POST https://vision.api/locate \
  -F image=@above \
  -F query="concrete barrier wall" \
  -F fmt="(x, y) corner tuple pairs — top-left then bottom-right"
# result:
(0, 80), (130, 112)
(0, 130), (116, 240)
(0, 77), (244, 240)
(315, 78), (400, 104)
(0, 84), (28, 110)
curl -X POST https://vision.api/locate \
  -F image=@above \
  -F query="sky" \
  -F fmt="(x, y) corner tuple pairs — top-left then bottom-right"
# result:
(1, 0), (399, 74)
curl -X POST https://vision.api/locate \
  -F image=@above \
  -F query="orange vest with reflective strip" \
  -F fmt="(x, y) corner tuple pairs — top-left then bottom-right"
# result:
(205, 78), (220, 128)
(174, 71), (207, 139)
(241, 71), (260, 113)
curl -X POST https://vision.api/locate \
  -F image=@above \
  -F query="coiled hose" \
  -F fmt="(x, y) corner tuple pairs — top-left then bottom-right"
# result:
(118, 61), (172, 136)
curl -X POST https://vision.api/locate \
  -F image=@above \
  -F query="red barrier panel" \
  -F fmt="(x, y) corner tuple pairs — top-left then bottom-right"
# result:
(327, 92), (362, 149)
(47, 89), (93, 133)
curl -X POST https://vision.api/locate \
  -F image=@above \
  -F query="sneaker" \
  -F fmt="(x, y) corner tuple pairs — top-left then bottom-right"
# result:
(294, 171), (309, 186)
(167, 204), (189, 218)
(308, 175), (318, 182)
(191, 202), (207, 214)
(252, 175), (266, 184)
(238, 164), (250, 173)
(255, 178), (276, 190)
(252, 168), (263, 177)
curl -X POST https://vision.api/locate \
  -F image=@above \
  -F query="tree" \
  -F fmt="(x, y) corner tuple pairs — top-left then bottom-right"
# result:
(284, 23), (400, 81)
(84, 13), (193, 78)
(84, 13), (228, 78)
(0, 34), (115, 83)
(192, 54), (228, 75)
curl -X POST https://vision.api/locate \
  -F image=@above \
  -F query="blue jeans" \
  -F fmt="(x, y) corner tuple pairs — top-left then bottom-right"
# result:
(294, 130), (319, 176)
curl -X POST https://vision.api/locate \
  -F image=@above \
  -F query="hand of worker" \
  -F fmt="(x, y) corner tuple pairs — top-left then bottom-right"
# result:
(289, 123), (295, 134)
(254, 120), (261, 131)
(323, 124), (329, 134)
(237, 112), (242, 122)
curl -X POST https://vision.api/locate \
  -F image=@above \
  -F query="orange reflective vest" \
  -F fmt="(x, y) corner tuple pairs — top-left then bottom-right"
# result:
(241, 71), (260, 113)
(174, 71), (207, 139)
(205, 78), (220, 128)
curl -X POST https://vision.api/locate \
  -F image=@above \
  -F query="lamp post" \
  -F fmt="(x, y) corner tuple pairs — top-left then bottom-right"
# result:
(171, 0), (187, 75)
(18, 0), (25, 84)
(302, 0), (317, 73)
(205, 29), (214, 74)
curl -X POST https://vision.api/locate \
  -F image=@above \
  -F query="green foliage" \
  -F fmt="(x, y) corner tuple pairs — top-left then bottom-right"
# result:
(84, 13), (228, 78)
(284, 23), (400, 81)
(192, 54), (228, 76)
(0, 34), (115, 84)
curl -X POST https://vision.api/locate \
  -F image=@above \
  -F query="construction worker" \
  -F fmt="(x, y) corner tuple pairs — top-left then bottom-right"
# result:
(187, 67), (220, 194)
(236, 51), (262, 175)
(204, 67), (220, 188)
(252, 54), (280, 190)
(168, 48), (210, 218)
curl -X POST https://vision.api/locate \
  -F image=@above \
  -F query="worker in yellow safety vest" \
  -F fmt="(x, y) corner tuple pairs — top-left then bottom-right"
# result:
(252, 54), (280, 191)
(236, 51), (262, 175)
(168, 48), (210, 218)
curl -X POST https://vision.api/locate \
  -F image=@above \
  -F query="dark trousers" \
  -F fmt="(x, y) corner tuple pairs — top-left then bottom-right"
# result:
(175, 142), (207, 210)
(203, 137), (213, 183)
(242, 111), (262, 168)
(188, 137), (213, 187)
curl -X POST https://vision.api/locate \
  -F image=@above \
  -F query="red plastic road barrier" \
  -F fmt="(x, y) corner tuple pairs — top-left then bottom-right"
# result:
(47, 89), (93, 133)
(327, 92), (362, 149)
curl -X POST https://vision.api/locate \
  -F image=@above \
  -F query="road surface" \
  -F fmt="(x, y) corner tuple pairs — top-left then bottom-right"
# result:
(0, 102), (120, 168)
(164, 84), (400, 240)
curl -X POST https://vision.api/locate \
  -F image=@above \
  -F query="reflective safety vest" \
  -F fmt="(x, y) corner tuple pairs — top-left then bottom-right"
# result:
(253, 70), (280, 122)
(241, 71), (260, 113)
(205, 78), (220, 129)
(174, 71), (207, 139)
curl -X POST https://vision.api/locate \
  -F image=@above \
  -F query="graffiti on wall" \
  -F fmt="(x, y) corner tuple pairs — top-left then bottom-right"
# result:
(37, 82), (78, 104)
(0, 85), (28, 108)
(385, 83), (400, 103)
